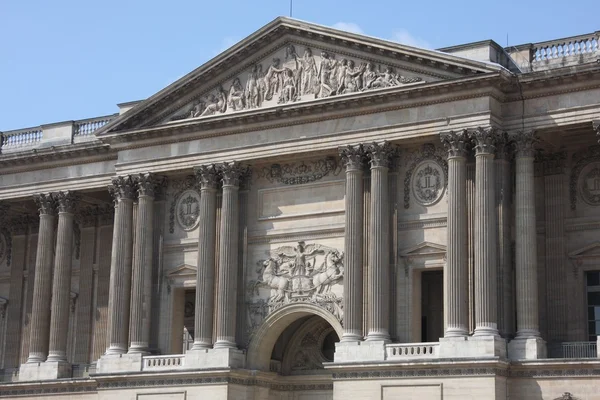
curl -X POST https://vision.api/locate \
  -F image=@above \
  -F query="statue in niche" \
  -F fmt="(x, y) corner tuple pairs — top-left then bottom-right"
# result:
(200, 86), (228, 116)
(228, 77), (246, 111)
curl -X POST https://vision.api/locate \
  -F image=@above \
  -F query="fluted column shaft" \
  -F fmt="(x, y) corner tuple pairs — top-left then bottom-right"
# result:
(192, 166), (218, 350)
(366, 142), (394, 342)
(214, 162), (246, 349)
(513, 132), (540, 338)
(105, 177), (135, 355)
(47, 192), (79, 362)
(441, 131), (469, 337)
(472, 128), (499, 337)
(129, 174), (157, 354)
(27, 194), (57, 363)
(339, 145), (365, 342)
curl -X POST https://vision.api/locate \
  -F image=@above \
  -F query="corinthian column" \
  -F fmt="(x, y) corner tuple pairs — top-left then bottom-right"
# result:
(47, 191), (79, 362)
(214, 162), (247, 349)
(27, 194), (57, 363)
(440, 130), (469, 337)
(339, 145), (365, 342)
(512, 131), (540, 339)
(191, 165), (218, 350)
(365, 142), (395, 342)
(105, 176), (136, 355)
(471, 127), (499, 337)
(128, 173), (159, 354)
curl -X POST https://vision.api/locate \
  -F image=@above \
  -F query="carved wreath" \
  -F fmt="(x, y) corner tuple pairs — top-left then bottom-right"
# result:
(403, 144), (448, 208)
(580, 166), (600, 206)
(570, 146), (600, 209)
(177, 193), (201, 231)
(414, 164), (442, 205)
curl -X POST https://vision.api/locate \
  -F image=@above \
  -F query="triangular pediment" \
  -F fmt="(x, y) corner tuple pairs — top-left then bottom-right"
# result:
(167, 264), (197, 277)
(96, 17), (504, 136)
(569, 242), (600, 259)
(400, 242), (447, 258)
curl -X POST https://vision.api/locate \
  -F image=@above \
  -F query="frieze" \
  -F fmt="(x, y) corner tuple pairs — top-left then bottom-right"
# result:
(570, 146), (600, 209)
(256, 156), (342, 185)
(535, 150), (567, 177)
(166, 43), (423, 123)
(403, 144), (448, 209)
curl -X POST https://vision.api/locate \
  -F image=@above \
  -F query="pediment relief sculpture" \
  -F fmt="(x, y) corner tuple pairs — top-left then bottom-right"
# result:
(166, 43), (424, 123)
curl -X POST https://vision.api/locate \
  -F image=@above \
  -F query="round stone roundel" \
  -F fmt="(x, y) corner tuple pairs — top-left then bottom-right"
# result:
(579, 162), (600, 206)
(411, 160), (445, 206)
(176, 190), (201, 231)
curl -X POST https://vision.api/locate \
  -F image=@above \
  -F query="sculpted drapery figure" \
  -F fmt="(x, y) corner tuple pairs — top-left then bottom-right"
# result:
(177, 45), (423, 121)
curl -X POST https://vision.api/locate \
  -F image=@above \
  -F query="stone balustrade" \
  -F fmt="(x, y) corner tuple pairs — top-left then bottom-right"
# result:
(142, 355), (185, 371)
(532, 32), (599, 62)
(0, 114), (116, 154)
(385, 342), (440, 359)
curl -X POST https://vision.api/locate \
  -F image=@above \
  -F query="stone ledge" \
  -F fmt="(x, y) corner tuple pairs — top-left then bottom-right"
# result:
(18, 361), (72, 381)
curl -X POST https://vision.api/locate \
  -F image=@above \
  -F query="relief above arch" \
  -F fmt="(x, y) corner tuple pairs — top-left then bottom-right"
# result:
(246, 241), (344, 341)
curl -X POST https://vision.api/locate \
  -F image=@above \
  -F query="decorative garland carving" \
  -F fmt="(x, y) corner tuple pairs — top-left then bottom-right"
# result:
(403, 144), (448, 209)
(176, 190), (201, 231)
(256, 156), (341, 185)
(570, 145), (600, 210)
(167, 176), (198, 234)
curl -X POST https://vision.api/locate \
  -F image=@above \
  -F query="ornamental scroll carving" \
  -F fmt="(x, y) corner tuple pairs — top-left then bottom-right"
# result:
(403, 144), (448, 209)
(168, 44), (423, 122)
(245, 241), (344, 341)
(570, 146), (600, 210)
(256, 157), (342, 185)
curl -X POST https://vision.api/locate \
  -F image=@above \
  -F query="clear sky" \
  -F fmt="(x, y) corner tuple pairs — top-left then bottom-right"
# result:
(1, 0), (598, 131)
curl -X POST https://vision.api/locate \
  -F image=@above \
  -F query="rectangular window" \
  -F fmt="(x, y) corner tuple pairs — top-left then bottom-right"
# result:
(586, 271), (600, 341)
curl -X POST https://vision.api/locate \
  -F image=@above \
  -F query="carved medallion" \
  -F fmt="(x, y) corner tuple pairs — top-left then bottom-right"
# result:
(411, 160), (445, 206)
(176, 190), (201, 231)
(579, 163), (600, 206)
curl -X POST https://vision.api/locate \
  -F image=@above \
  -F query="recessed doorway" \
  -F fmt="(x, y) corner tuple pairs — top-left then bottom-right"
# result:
(421, 270), (443, 342)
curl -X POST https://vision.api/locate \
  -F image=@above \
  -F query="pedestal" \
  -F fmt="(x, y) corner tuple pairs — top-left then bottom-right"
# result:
(185, 348), (246, 369)
(19, 361), (71, 381)
(508, 337), (547, 360)
(333, 340), (386, 363)
(95, 353), (143, 374)
(439, 336), (506, 358)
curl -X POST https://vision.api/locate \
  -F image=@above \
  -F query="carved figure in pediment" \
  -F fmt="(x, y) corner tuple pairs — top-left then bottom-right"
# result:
(189, 100), (205, 118)
(316, 51), (338, 98)
(228, 77), (246, 111)
(246, 65), (261, 109)
(264, 58), (285, 101)
(200, 86), (227, 116)
(297, 47), (318, 96)
(337, 60), (366, 94)
(278, 68), (298, 104)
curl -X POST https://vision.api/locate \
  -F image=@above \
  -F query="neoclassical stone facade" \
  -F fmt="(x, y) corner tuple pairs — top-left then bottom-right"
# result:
(1, 18), (600, 400)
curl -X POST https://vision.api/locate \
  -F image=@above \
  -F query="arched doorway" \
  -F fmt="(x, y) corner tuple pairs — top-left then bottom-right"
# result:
(246, 303), (343, 372)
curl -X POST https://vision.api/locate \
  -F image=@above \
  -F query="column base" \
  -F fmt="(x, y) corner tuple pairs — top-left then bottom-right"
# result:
(95, 353), (143, 374)
(439, 335), (506, 358)
(185, 347), (245, 369)
(508, 337), (547, 360)
(333, 340), (386, 363)
(19, 361), (71, 381)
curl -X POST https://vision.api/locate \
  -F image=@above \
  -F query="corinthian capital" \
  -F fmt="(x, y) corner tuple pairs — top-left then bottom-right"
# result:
(33, 193), (57, 216)
(219, 161), (250, 187)
(366, 141), (397, 168)
(194, 165), (219, 189)
(55, 191), (80, 214)
(339, 144), (366, 171)
(108, 176), (136, 203)
(135, 173), (165, 198)
(440, 130), (469, 158)
(469, 127), (497, 155)
(509, 131), (537, 158)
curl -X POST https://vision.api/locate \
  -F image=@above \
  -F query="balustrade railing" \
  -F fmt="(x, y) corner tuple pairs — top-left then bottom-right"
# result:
(386, 342), (440, 359)
(558, 341), (598, 359)
(143, 354), (185, 371)
(1, 128), (43, 151)
(73, 116), (114, 137)
(532, 32), (599, 62)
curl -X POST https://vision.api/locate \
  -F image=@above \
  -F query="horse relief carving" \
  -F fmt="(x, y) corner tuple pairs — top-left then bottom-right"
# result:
(170, 44), (423, 122)
(246, 241), (344, 338)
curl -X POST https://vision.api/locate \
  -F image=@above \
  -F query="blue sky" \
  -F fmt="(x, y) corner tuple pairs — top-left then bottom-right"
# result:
(1, 0), (598, 131)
